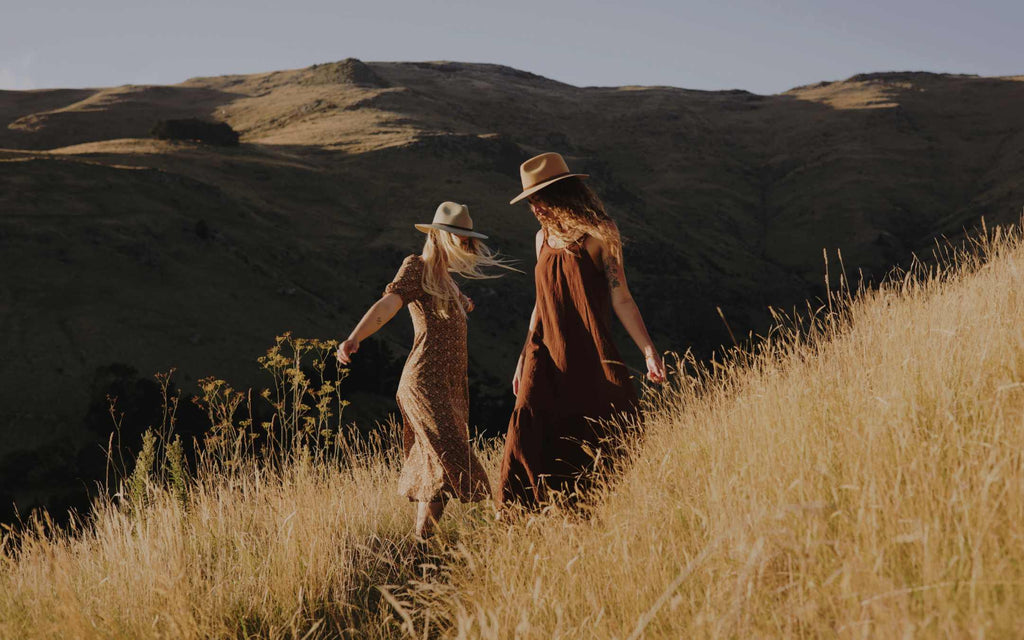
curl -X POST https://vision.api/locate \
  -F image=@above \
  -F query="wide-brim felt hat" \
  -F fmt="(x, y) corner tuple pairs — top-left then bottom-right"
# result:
(509, 152), (588, 204)
(415, 201), (488, 239)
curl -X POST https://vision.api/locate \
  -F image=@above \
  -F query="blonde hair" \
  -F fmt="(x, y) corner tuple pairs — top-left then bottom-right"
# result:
(528, 177), (623, 262)
(420, 229), (517, 318)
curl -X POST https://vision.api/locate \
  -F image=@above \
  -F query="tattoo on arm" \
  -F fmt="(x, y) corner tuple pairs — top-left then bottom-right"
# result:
(605, 257), (622, 289)
(375, 315), (383, 325)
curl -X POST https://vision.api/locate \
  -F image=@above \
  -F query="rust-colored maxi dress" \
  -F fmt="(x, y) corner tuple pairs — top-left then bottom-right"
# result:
(499, 236), (638, 507)
(386, 255), (491, 504)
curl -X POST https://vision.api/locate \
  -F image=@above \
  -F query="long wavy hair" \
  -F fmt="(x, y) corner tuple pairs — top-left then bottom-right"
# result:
(527, 177), (622, 262)
(420, 229), (517, 318)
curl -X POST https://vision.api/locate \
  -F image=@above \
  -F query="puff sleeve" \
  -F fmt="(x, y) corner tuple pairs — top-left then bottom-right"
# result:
(384, 255), (424, 304)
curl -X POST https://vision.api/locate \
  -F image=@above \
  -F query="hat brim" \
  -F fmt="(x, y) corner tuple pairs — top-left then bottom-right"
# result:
(509, 172), (589, 205)
(414, 223), (488, 239)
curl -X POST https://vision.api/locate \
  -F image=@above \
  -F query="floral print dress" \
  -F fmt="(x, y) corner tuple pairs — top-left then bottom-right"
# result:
(385, 255), (491, 503)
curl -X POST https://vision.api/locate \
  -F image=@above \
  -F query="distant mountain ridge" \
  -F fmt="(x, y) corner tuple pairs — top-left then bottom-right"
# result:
(1, 60), (1023, 519)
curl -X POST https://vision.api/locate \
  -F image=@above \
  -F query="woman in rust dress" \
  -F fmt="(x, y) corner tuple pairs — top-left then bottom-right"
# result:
(337, 202), (513, 538)
(499, 153), (667, 509)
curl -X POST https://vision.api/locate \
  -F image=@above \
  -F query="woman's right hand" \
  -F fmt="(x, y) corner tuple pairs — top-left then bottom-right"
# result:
(336, 338), (360, 365)
(644, 350), (666, 383)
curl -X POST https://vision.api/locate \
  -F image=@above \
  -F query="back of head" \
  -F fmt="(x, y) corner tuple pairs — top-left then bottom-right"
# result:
(529, 177), (622, 261)
(420, 229), (517, 318)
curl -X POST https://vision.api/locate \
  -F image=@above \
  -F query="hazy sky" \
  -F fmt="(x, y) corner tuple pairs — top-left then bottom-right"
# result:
(2, 0), (1021, 95)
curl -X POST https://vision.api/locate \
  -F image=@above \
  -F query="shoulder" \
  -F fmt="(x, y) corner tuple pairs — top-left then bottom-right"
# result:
(386, 255), (425, 300)
(392, 254), (424, 282)
(534, 229), (545, 256)
(583, 234), (604, 263)
(400, 254), (424, 269)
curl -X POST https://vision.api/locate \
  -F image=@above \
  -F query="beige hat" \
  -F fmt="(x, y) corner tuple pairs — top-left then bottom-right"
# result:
(509, 152), (588, 204)
(415, 201), (488, 239)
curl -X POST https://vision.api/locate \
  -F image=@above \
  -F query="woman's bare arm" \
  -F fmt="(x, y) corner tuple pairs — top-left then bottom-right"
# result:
(526, 229), (545, 337)
(336, 293), (403, 364)
(512, 230), (545, 395)
(587, 235), (666, 383)
(512, 304), (538, 396)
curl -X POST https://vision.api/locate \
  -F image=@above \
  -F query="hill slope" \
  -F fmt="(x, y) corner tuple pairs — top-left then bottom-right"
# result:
(433, 225), (1024, 638)
(2, 217), (1021, 639)
(1, 60), (1024, 518)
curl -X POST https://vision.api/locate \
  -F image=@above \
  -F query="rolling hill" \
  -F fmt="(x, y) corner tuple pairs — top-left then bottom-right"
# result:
(1, 59), (1023, 519)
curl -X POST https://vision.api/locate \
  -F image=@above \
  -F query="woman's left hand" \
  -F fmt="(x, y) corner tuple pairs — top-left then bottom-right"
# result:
(645, 351), (666, 383)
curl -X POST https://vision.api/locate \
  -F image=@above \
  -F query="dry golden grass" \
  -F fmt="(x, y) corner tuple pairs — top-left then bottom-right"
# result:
(0, 434), (411, 638)
(418, 224), (1024, 638)
(3, 223), (1024, 639)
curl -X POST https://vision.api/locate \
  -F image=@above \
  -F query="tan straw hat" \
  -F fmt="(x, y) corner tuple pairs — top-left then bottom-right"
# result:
(415, 201), (488, 239)
(509, 152), (588, 204)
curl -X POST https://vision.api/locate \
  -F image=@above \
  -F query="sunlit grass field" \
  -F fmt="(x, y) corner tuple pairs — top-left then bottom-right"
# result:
(3, 223), (1023, 639)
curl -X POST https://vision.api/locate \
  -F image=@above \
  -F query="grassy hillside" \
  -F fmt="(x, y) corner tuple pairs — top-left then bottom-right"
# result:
(2, 220), (1021, 638)
(2, 60), (1023, 522)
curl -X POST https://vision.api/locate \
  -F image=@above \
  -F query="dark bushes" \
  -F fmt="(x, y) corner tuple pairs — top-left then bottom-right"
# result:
(151, 118), (240, 146)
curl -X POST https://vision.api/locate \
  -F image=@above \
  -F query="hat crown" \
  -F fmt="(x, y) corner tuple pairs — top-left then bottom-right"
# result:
(433, 201), (473, 229)
(415, 201), (487, 238)
(519, 152), (571, 190)
(509, 152), (588, 204)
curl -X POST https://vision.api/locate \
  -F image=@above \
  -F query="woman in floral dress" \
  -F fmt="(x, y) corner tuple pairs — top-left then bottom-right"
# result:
(338, 202), (513, 538)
